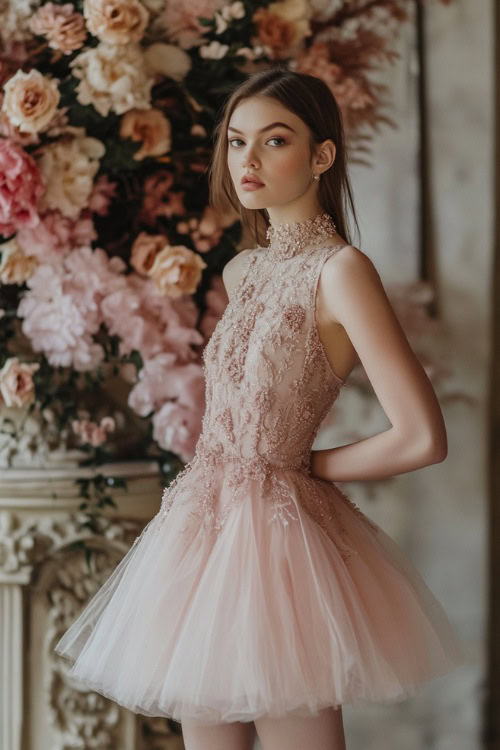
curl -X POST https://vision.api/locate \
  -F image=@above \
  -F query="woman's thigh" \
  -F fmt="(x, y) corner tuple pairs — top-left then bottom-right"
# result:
(255, 706), (346, 750)
(181, 718), (257, 750)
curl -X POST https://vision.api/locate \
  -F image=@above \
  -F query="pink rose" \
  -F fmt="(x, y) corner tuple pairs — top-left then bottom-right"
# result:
(0, 139), (44, 236)
(0, 356), (39, 408)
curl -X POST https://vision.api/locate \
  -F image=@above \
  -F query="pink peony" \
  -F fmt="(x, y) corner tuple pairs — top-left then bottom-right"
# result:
(0, 139), (44, 236)
(152, 399), (203, 462)
(128, 353), (204, 417)
(101, 272), (203, 363)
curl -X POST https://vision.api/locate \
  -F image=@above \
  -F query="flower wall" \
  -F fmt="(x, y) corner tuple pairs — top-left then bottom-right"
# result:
(0, 0), (451, 520)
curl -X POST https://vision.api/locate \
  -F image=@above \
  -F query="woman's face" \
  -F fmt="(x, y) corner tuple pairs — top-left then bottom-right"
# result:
(226, 96), (321, 213)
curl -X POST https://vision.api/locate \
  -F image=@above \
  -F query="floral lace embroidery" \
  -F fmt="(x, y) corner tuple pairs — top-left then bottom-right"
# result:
(139, 213), (379, 565)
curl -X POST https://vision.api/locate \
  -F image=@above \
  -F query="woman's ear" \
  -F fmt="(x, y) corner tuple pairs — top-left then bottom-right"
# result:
(315, 140), (336, 173)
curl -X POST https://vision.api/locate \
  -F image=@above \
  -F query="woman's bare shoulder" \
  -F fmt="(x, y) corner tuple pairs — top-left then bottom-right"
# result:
(222, 247), (257, 298)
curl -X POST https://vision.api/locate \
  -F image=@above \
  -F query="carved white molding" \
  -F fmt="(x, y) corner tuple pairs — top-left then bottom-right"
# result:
(0, 509), (142, 583)
(0, 583), (23, 750)
(0, 464), (184, 749)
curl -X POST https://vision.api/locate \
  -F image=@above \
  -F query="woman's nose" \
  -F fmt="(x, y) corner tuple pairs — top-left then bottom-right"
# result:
(242, 148), (260, 168)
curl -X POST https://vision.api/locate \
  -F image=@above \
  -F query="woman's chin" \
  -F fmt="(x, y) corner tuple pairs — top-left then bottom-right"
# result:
(237, 191), (269, 209)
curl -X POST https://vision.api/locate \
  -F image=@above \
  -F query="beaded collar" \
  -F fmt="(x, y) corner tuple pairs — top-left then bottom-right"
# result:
(265, 212), (337, 260)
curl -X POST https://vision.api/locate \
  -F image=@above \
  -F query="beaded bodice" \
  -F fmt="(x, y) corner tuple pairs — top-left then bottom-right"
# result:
(196, 212), (345, 473)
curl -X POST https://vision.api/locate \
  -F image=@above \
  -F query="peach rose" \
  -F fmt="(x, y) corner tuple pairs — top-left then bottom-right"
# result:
(131, 232), (168, 274)
(148, 245), (207, 298)
(0, 357), (39, 408)
(252, 0), (311, 57)
(2, 69), (60, 134)
(120, 108), (171, 161)
(0, 238), (38, 284)
(83, 0), (150, 44)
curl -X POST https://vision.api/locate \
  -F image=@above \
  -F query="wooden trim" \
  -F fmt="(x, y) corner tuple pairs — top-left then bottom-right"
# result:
(486, 1), (500, 747)
(415, 0), (439, 319)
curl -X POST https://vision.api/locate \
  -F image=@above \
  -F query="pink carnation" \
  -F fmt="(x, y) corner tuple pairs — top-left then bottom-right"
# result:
(0, 139), (44, 237)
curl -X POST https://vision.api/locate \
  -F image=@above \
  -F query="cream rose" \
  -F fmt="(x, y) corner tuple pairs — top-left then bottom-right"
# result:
(2, 69), (60, 134)
(29, 3), (88, 55)
(37, 133), (105, 219)
(0, 357), (40, 408)
(149, 245), (207, 298)
(0, 238), (38, 285)
(83, 0), (149, 44)
(70, 42), (154, 116)
(120, 108), (172, 161)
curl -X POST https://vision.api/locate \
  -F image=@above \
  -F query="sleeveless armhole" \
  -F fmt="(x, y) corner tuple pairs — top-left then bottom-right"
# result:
(310, 243), (350, 388)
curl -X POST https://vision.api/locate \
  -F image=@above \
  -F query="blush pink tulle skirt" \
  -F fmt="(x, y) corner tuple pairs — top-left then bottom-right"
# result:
(54, 463), (466, 725)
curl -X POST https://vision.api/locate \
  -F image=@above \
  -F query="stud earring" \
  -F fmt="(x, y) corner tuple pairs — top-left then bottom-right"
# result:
(313, 174), (320, 181)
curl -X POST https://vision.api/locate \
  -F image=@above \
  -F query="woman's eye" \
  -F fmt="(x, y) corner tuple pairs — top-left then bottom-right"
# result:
(228, 137), (285, 147)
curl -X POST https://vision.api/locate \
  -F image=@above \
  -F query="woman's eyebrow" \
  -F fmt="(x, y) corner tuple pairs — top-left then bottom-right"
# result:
(227, 121), (297, 134)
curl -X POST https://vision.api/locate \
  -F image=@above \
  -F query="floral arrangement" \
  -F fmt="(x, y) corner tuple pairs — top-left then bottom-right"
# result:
(0, 0), (453, 523)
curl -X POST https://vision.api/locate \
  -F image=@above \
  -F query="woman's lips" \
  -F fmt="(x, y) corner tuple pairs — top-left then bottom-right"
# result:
(241, 181), (265, 191)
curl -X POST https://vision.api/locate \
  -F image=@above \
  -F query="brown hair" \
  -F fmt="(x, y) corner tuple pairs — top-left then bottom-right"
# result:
(208, 66), (360, 249)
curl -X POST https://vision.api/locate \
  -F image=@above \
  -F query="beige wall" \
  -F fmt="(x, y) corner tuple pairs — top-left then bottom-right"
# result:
(308, 1), (492, 747)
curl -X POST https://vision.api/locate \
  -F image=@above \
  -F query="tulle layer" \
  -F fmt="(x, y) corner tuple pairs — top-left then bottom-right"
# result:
(54, 462), (465, 724)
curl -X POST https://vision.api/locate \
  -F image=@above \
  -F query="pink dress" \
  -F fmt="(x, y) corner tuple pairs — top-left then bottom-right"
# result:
(55, 212), (465, 725)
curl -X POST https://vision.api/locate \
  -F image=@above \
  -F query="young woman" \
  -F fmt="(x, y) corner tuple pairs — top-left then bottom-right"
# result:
(55, 68), (465, 750)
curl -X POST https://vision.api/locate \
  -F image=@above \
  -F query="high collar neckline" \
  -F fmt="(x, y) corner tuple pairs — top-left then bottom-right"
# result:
(265, 212), (338, 260)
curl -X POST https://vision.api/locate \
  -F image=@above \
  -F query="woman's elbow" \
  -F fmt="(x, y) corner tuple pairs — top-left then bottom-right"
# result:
(420, 430), (448, 464)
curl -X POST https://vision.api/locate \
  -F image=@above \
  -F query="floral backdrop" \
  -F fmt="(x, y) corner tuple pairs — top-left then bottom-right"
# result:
(0, 0), (453, 524)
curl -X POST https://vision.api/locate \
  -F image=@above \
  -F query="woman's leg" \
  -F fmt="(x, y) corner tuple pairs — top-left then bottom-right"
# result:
(181, 719), (257, 750)
(255, 706), (346, 750)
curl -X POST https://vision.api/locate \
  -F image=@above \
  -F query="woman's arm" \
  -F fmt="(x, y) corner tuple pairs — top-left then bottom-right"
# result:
(310, 246), (448, 483)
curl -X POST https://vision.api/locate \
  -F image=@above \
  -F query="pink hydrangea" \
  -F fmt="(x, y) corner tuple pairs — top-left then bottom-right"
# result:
(0, 138), (44, 237)
(16, 209), (97, 263)
(17, 246), (126, 371)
